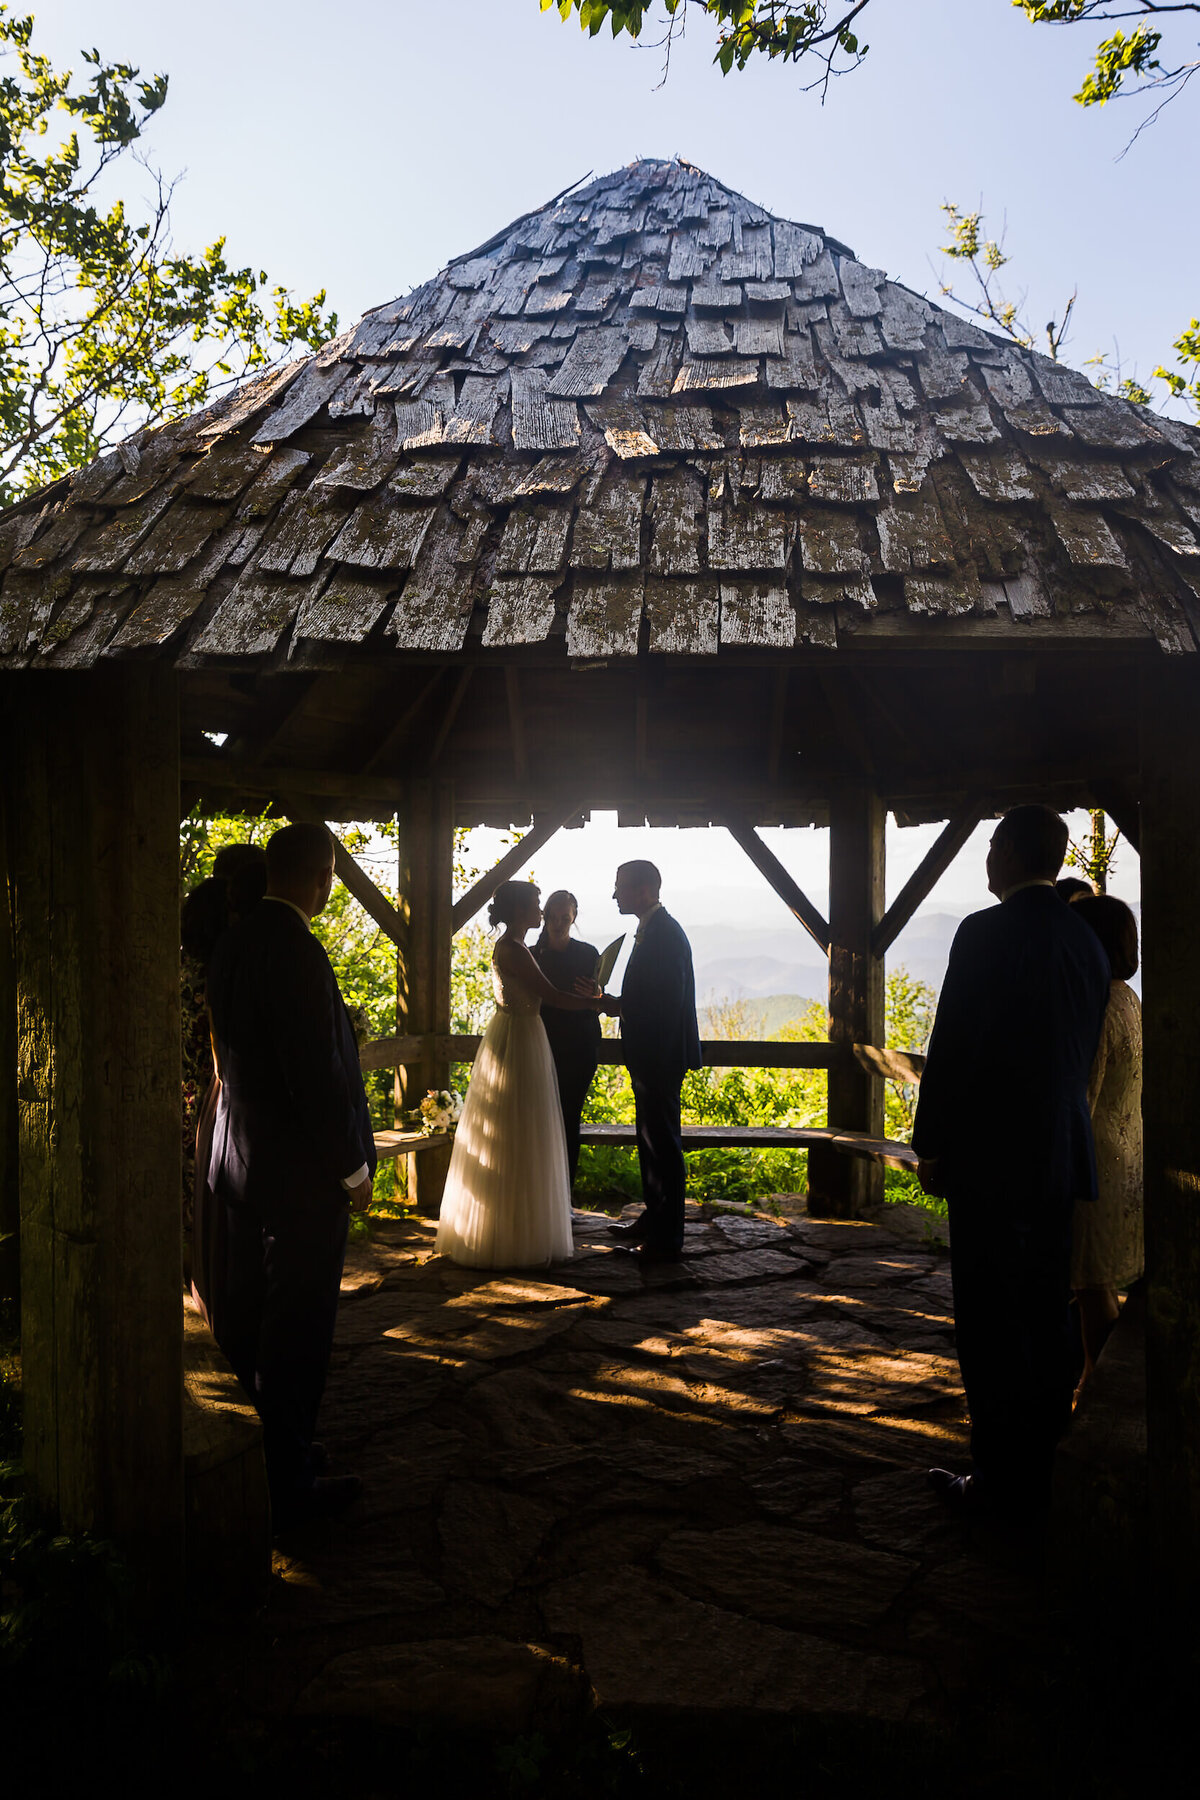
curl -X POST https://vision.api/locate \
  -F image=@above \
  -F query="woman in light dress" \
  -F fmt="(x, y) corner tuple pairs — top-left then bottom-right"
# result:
(1070, 894), (1143, 1381)
(435, 880), (606, 1269)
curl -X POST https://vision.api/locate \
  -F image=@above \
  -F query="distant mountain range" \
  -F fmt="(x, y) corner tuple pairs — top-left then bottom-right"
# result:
(691, 900), (1143, 1014)
(690, 910), (966, 1007)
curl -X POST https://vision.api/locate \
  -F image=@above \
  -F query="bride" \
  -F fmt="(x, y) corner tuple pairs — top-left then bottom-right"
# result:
(435, 880), (606, 1269)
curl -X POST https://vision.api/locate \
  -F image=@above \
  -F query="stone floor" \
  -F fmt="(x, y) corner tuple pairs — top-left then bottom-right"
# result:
(229, 1200), (1071, 1737)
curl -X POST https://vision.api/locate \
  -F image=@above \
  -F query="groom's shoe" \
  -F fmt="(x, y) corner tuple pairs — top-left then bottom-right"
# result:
(632, 1242), (685, 1265)
(607, 1217), (648, 1242)
(927, 1467), (985, 1514)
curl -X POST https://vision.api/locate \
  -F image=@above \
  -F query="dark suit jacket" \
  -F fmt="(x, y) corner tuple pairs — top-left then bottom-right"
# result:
(620, 907), (702, 1082)
(911, 885), (1110, 1216)
(206, 900), (376, 1218)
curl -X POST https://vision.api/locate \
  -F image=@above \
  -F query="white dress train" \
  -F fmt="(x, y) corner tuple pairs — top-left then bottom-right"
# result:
(434, 954), (574, 1268)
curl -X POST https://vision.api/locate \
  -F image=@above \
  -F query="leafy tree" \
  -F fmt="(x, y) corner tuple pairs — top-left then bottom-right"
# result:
(540, 0), (869, 88)
(937, 201), (1198, 415)
(0, 8), (336, 502)
(1064, 807), (1121, 892)
(541, 0), (1199, 116)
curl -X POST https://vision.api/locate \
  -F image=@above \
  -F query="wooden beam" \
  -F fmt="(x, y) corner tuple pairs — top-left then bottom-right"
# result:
(724, 820), (830, 953)
(808, 786), (886, 1218)
(852, 1044), (925, 1083)
(1093, 784), (1141, 856)
(820, 672), (876, 779)
(0, 747), (17, 1309)
(430, 667), (473, 770)
(182, 757), (403, 807)
(505, 666), (529, 785)
(450, 805), (580, 933)
(327, 830), (405, 946)
(400, 779), (455, 1214)
(871, 796), (987, 958)
(1140, 663), (1200, 1596)
(767, 667), (788, 784)
(246, 673), (322, 766)
(10, 667), (183, 1604)
(359, 669), (444, 776)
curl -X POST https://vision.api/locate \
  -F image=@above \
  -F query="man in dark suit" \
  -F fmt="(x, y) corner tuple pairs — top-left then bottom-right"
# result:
(206, 822), (376, 1529)
(606, 861), (702, 1261)
(912, 805), (1110, 1518)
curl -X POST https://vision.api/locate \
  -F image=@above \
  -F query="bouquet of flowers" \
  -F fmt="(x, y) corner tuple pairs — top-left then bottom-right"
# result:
(419, 1088), (463, 1136)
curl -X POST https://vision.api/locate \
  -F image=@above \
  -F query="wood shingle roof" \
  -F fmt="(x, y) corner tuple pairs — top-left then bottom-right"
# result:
(4, 157), (1200, 670)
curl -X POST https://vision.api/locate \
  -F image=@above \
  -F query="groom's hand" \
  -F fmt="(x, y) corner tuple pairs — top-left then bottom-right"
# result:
(573, 977), (600, 996)
(347, 1174), (374, 1214)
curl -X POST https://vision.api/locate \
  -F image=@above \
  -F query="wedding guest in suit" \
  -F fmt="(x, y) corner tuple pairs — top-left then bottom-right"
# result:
(1070, 895), (1143, 1382)
(605, 861), (701, 1262)
(1055, 875), (1095, 903)
(533, 889), (602, 1190)
(206, 822), (375, 1530)
(913, 805), (1110, 1519)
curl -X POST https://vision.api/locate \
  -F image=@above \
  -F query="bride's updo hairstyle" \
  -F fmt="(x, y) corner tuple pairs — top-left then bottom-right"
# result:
(488, 880), (536, 930)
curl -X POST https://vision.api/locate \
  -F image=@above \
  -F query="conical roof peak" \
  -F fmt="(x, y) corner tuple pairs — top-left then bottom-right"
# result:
(2, 160), (1198, 669)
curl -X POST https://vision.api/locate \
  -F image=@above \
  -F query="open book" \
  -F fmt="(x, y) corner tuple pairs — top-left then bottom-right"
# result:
(595, 934), (626, 990)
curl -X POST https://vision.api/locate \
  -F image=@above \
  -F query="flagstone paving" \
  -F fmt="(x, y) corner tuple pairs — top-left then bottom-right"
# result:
(241, 1202), (1065, 1735)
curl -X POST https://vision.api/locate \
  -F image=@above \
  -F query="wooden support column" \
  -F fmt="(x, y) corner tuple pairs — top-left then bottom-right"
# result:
(397, 779), (454, 1214)
(8, 668), (183, 1603)
(807, 787), (885, 1219)
(0, 748), (17, 1310)
(1140, 664), (1200, 1598)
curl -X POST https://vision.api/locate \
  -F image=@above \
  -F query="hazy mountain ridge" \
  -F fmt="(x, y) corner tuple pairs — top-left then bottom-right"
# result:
(691, 911), (964, 1005)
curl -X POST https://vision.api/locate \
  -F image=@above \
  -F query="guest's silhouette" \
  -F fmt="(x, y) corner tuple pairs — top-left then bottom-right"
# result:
(181, 842), (266, 1303)
(913, 805), (1109, 1519)
(533, 889), (602, 1191)
(206, 823), (375, 1530)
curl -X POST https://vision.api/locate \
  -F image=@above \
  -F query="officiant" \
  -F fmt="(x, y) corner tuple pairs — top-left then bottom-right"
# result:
(532, 889), (602, 1188)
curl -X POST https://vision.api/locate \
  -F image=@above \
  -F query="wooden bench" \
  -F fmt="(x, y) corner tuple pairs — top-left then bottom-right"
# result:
(373, 1123), (918, 1173)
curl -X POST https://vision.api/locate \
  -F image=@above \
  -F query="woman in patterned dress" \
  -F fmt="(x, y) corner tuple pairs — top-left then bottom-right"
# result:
(1070, 895), (1143, 1381)
(181, 845), (267, 1308)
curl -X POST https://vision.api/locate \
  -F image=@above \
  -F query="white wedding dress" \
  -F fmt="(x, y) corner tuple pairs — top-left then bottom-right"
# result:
(434, 951), (574, 1268)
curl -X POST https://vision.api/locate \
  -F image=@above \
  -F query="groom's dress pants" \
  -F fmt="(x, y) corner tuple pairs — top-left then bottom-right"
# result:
(219, 1199), (349, 1504)
(632, 1067), (686, 1253)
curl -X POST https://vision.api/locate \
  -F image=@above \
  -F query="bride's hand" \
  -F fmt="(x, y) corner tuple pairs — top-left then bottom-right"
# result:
(573, 977), (600, 996)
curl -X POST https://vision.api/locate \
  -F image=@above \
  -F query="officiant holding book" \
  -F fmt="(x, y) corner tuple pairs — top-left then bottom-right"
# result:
(533, 889), (603, 1188)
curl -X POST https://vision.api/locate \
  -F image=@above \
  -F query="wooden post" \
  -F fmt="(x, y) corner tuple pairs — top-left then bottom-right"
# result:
(8, 667), (183, 1604)
(398, 779), (454, 1214)
(0, 749), (17, 1310)
(807, 787), (885, 1219)
(1140, 662), (1200, 1598)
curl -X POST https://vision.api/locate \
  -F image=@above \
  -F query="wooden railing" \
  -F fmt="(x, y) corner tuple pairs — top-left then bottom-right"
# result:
(360, 1034), (926, 1082)
(362, 1034), (927, 1172)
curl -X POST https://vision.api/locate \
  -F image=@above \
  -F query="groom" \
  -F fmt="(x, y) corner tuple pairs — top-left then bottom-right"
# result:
(606, 861), (701, 1261)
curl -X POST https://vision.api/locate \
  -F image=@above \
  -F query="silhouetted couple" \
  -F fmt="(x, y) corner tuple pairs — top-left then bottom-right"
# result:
(434, 860), (702, 1267)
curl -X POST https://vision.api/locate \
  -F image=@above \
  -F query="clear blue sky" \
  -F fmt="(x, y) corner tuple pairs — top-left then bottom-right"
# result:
(48, 1), (1162, 932)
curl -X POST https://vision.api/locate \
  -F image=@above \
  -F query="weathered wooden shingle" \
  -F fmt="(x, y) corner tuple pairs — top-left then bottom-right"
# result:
(13, 155), (1199, 669)
(566, 577), (643, 657)
(510, 367), (581, 451)
(569, 478), (645, 570)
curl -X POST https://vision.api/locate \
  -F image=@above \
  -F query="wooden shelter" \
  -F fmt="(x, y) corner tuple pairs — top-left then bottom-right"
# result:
(1, 160), (1198, 1602)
